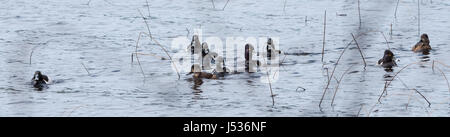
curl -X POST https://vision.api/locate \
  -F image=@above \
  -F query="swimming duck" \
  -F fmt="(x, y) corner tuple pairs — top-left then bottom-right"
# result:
(190, 64), (217, 79)
(412, 33), (431, 53)
(187, 35), (202, 55)
(377, 50), (397, 69)
(266, 38), (281, 59)
(200, 42), (217, 70)
(245, 44), (260, 72)
(31, 71), (50, 89)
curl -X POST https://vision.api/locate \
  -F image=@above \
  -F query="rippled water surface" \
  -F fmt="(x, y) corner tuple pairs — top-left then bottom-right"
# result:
(1, 0), (449, 116)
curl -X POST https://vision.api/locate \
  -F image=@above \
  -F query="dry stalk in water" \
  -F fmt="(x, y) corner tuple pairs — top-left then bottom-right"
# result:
(358, 0), (362, 29)
(378, 62), (421, 103)
(133, 52), (167, 60)
(138, 9), (181, 79)
(222, 0), (230, 11)
(134, 32), (147, 78)
(262, 57), (275, 107)
(319, 36), (357, 109)
(211, 0), (215, 9)
(81, 63), (91, 75)
(398, 76), (431, 107)
(322, 10), (326, 63)
(432, 60), (450, 69)
(272, 54), (287, 79)
(145, 0), (151, 17)
(296, 87), (306, 92)
(351, 33), (367, 70)
(357, 104), (364, 117)
(380, 32), (390, 50)
(417, 0), (420, 37)
(434, 66), (450, 94)
(331, 64), (355, 106)
(390, 23), (393, 38)
(394, 0), (400, 18)
(29, 50), (34, 65)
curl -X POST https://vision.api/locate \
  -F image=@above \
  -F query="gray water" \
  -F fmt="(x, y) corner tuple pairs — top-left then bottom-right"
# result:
(0, 0), (449, 117)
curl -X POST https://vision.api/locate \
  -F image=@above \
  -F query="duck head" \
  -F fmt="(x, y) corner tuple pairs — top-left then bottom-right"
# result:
(383, 50), (394, 62)
(33, 71), (43, 81)
(378, 50), (397, 69)
(267, 38), (273, 45)
(420, 33), (429, 44)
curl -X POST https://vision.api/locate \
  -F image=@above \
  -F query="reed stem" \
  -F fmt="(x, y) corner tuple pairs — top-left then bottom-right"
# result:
(351, 33), (367, 70)
(322, 10), (326, 63)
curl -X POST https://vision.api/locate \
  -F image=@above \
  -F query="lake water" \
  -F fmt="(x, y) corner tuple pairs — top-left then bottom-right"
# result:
(0, 0), (449, 116)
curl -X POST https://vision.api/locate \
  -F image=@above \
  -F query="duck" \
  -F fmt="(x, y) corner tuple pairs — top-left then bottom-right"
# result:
(190, 64), (217, 79)
(213, 56), (230, 77)
(245, 43), (261, 72)
(377, 50), (397, 69)
(187, 35), (202, 55)
(31, 71), (50, 89)
(200, 42), (217, 70)
(412, 33), (431, 53)
(266, 38), (281, 59)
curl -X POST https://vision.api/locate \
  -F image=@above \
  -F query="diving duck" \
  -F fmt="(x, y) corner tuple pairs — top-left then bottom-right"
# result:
(266, 38), (281, 59)
(377, 50), (397, 69)
(190, 64), (217, 79)
(412, 33), (431, 53)
(31, 71), (50, 89)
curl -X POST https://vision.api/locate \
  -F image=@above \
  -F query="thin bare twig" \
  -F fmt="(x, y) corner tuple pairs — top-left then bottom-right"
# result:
(390, 23), (393, 38)
(29, 50), (34, 65)
(418, 0), (420, 37)
(222, 0), (230, 11)
(413, 88), (431, 107)
(357, 104), (364, 117)
(319, 36), (356, 109)
(138, 9), (180, 80)
(378, 62), (421, 103)
(433, 60), (450, 68)
(186, 28), (190, 38)
(394, 0), (400, 18)
(398, 76), (431, 107)
(380, 32), (390, 50)
(262, 57), (275, 106)
(211, 0), (215, 9)
(435, 66), (450, 94)
(272, 54), (287, 79)
(145, 0), (151, 17)
(331, 64), (355, 106)
(322, 10), (326, 63)
(134, 32), (147, 78)
(351, 33), (367, 70)
(81, 63), (91, 75)
(296, 87), (306, 92)
(358, 0), (362, 29)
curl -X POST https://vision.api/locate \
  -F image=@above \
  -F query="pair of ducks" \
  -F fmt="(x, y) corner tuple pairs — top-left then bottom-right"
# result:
(377, 33), (431, 69)
(188, 35), (217, 70)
